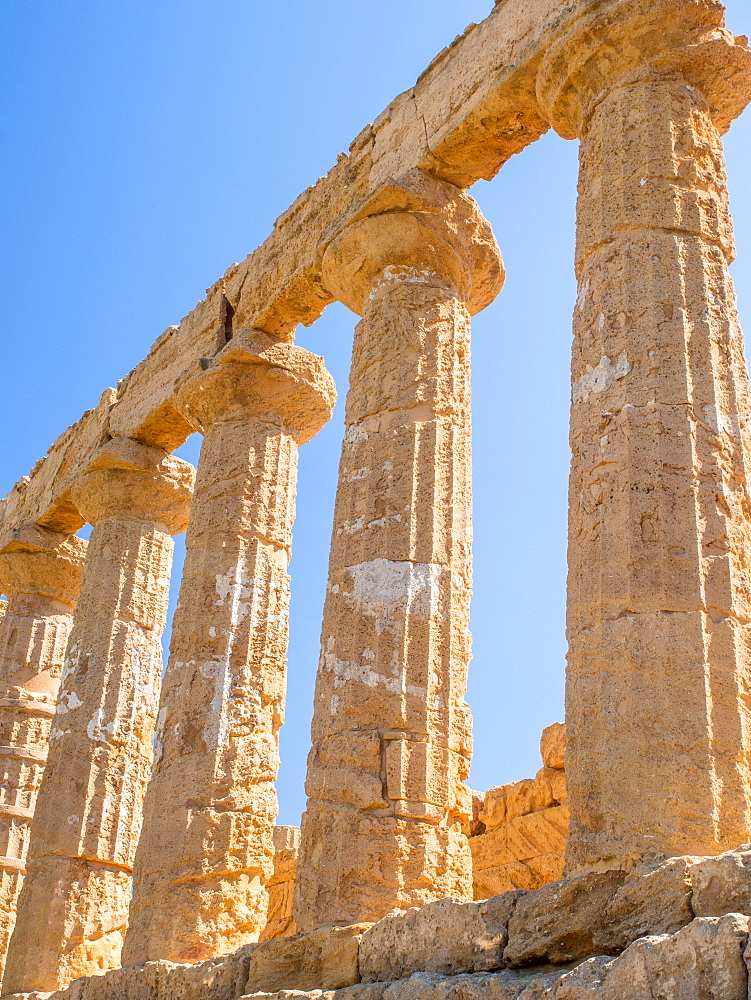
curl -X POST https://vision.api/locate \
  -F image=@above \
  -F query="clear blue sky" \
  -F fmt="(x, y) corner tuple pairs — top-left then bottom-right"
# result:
(2, 1), (750, 826)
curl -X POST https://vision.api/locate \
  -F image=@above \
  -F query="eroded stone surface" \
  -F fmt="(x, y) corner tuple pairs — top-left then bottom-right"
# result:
(471, 726), (567, 898)
(123, 339), (334, 966)
(536, 0), (751, 876)
(245, 924), (370, 995)
(295, 175), (504, 932)
(505, 855), (694, 967)
(360, 894), (521, 983)
(261, 827), (301, 942)
(3, 442), (194, 994)
(0, 529), (86, 983)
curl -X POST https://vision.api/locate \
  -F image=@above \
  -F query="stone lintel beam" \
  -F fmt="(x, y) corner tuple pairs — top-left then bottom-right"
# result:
(8, 0), (742, 538)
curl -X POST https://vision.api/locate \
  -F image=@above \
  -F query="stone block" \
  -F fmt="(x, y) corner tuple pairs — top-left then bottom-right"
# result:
(546, 768), (566, 806)
(379, 969), (568, 1000)
(477, 786), (506, 832)
(305, 732), (385, 810)
(359, 893), (522, 983)
(503, 772), (555, 823)
(384, 740), (470, 823)
(471, 806), (569, 898)
(504, 855), (694, 966)
(244, 924), (370, 994)
(505, 869), (624, 967)
(548, 914), (750, 1000)
(539, 724), (565, 770)
(473, 864), (531, 899)
(690, 845), (751, 917)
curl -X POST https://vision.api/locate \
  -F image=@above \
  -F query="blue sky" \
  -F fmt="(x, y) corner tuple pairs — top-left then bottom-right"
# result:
(2, 1), (750, 826)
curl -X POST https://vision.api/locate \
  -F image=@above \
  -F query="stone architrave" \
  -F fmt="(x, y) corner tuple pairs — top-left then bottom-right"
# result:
(536, 0), (751, 873)
(2, 440), (194, 995)
(122, 334), (335, 966)
(293, 171), (504, 932)
(0, 528), (85, 982)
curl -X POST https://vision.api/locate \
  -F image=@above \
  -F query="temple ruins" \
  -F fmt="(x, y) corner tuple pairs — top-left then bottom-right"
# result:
(1, 0), (751, 996)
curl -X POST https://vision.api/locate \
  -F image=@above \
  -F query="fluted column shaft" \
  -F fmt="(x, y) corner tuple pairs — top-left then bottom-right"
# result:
(0, 532), (85, 984)
(294, 176), (504, 931)
(537, 0), (751, 873)
(123, 334), (334, 965)
(3, 442), (193, 995)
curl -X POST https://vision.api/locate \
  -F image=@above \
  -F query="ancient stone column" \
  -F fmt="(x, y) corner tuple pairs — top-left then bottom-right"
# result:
(3, 440), (194, 995)
(536, 0), (751, 874)
(122, 333), (334, 965)
(0, 528), (85, 983)
(293, 172), (504, 931)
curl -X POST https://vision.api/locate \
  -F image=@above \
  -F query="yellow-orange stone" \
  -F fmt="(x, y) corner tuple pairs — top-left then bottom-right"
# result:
(0, 530), (85, 984)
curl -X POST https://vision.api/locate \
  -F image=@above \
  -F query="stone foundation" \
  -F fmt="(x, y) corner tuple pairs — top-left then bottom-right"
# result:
(11, 844), (751, 999)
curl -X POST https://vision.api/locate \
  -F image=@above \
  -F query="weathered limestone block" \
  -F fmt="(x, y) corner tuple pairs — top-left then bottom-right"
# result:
(244, 924), (370, 995)
(377, 969), (567, 1000)
(124, 335), (334, 966)
(261, 826), (301, 942)
(505, 855), (694, 967)
(470, 727), (568, 899)
(547, 914), (751, 1000)
(3, 441), (194, 995)
(0, 528), (86, 983)
(359, 894), (521, 984)
(471, 808), (568, 897)
(7, 945), (259, 1000)
(536, 0), (751, 874)
(689, 844), (751, 917)
(539, 723), (565, 771)
(295, 171), (504, 932)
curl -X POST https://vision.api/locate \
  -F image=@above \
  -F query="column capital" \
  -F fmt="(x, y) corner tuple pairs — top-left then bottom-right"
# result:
(320, 172), (503, 316)
(173, 332), (335, 443)
(0, 527), (86, 608)
(70, 438), (195, 535)
(536, 0), (751, 139)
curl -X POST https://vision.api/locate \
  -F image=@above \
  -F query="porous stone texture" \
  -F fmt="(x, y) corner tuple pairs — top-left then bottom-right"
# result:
(359, 894), (521, 983)
(123, 335), (334, 966)
(295, 171), (504, 932)
(11, 846), (751, 999)
(543, 913), (751, 999)
(536, 0), (751, 874)
(244, 923), (370, 994)
(3, 441), (194, 994)
(0, 529), (85, 983)
(471, 725), (568, 898)
(261, 826), (301, 942)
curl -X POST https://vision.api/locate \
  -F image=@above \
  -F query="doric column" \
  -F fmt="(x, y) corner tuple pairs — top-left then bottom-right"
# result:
(293, 172), (504, 931)
(0, 528), (85, 983)
(3, 440), (194, 995)
(536, 0), (751, 873)
(122, 333), (334, 965)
